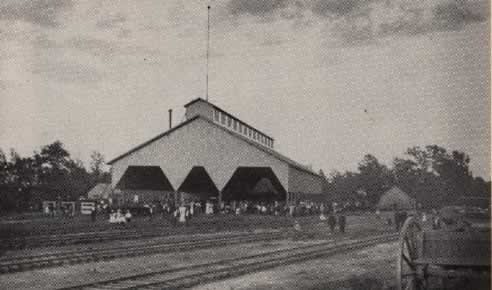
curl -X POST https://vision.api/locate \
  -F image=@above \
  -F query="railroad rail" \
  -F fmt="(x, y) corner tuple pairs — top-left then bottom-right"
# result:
(0, 231), (286, 274)
(1, 217), (298, 249)
(59, 233), (398, 290)
(3, 228), (185, 249)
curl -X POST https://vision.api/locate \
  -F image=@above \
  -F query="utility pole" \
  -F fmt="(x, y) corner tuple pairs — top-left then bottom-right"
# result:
(206, 5), (210, 101)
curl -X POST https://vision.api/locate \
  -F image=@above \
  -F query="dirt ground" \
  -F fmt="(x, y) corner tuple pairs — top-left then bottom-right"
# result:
(190, 241), (490, 290)
(0, 215), (395, 290)
(190, 242), (399, 290)
(0, 236), (340, 289)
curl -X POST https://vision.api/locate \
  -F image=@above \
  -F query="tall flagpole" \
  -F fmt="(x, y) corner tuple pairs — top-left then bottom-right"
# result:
(206, 5), (210, 101)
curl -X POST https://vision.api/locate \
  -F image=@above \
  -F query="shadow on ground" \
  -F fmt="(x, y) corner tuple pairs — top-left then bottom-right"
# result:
(301, 275), (489, 290)
(307, 276), (389, 290)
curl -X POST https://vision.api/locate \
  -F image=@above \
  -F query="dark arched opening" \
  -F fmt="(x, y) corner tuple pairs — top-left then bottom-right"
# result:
(115, 166), (174, 205)
(178, 166), (219, 201)
(221, 167), (286, 202)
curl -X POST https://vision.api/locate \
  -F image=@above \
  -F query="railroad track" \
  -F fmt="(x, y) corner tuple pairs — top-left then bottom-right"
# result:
(0, 231), (287, 274)
(59, 233), (399, 290)
(2, 219), (296, 249)
(4, 228), (176, 249)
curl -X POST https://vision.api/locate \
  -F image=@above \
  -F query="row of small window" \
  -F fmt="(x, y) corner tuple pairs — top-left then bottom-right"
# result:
(214, 109), (273, 148)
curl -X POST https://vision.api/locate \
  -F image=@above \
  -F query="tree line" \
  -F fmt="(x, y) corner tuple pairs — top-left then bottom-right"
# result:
(0, 141), (110, 212)
(326, 145), (490, 209)
(0, 142), (490, 213)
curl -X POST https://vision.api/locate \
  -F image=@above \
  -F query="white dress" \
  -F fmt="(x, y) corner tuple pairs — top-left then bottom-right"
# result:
(178, 206), (187, 223)
(206, 202), (213, 215)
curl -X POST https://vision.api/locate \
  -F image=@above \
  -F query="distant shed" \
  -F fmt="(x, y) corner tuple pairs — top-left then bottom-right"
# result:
(377, 186), (415, 210)
(87, 183), (112, 200)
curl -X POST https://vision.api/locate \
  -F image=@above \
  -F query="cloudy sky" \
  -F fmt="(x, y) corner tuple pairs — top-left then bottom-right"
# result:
(0, 0), (490, 178)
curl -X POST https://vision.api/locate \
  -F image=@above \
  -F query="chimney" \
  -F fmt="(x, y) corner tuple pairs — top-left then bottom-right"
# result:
(168, 109), (172, 129)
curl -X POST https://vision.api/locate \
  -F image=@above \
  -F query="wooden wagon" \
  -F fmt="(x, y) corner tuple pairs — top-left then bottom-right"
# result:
(396, 213), (490, 290)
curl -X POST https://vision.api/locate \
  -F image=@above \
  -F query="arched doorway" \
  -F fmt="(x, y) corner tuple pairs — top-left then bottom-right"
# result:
(115, 166), (174, 205)
(221, 167), (286, 202)
(178, 166), (219, 201)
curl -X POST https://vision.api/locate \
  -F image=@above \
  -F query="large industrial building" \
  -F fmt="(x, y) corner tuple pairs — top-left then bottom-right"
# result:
(107, 98), (326, 205)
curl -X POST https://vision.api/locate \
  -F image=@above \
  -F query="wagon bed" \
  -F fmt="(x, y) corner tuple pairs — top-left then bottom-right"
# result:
(396, 216), (490, 290)
(415, 230), (490, 267)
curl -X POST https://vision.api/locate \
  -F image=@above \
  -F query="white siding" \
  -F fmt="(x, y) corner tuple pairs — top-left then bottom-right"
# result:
(288, 166), (323, 194)
(111, 118), (289, 192)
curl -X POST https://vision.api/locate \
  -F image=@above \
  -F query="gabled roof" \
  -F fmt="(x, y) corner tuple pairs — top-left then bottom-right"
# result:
(377, 186), (415, 210)
(107, 116), (320, 178)
(108, 116), (199, 165)
(184, 97), (274, 141)
(87, 183), (112, 199)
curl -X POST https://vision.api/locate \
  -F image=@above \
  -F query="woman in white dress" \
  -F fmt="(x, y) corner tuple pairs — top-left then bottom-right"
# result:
(178, 204), (187, 224)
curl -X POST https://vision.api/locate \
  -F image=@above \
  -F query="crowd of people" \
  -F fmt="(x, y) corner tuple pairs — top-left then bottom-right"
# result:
(92, 199), (350, 229)
(107, 209), (132, 224)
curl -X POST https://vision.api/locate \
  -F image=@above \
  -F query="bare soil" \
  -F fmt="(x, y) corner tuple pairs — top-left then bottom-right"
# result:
(190, 242), (399, 290)
(0, 214), (395, 290)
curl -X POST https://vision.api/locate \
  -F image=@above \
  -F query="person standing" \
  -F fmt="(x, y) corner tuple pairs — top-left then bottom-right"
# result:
(49, 203), (55, 218)
(149, 204), (154, 221)
(185, 205), (190, 227)
(189, 201), (195, 217)
(289, 204), (295, 217)
(172, 207), (178, 226)
(394, 209), (401, 231)
(431, 208), (441, 229)
(338, 214), (346, 233)
(91, 207), (97, 223)
(125, 210), (132, 223)
(178, 204), (187, 226)
(109, 210), (115, 223)
(400, 211), (408, 228)
(205, 200), (213, 215)
(163, 203), (167, 216)
(327, 213), (336, 233)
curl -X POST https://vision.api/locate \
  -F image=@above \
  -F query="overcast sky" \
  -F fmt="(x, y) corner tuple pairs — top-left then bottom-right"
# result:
(0, 0), (490, 179)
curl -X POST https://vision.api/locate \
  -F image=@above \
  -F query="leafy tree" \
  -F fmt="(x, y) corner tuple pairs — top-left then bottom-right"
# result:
(471, 176), (491, 198)
(0, 149), (16, 211)
(90, 151), (105, 177)
(3, 149), (37, 210)
(64, 159), (94, 200)
(357, 154), (393, 206)
(392, 157), (418, 194)
(89, 151), (110, 184)
(0, 149), (7, 185)
(329, 145), (486, 210)
(391, 145), (478, 208)
(327, 170), (361, 203)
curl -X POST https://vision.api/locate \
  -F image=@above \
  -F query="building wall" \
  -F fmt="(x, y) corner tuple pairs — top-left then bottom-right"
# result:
(185, 99), (274, 149)
(111, 118), (290, 193)
(288, 165), (323, 195)
(185, 101), (214, 120)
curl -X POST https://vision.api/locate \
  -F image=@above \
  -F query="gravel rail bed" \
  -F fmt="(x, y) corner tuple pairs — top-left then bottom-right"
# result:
(0, 230), (287, 274)
(59, 233), (398, 290)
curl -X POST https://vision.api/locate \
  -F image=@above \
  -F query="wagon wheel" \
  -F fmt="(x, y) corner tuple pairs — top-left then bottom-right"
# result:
(396, 216), (425, 290)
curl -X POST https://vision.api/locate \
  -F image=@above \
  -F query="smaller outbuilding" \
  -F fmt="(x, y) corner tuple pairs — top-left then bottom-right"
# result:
(377, 186), (415, 210)
(86, 183), (112, 200)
